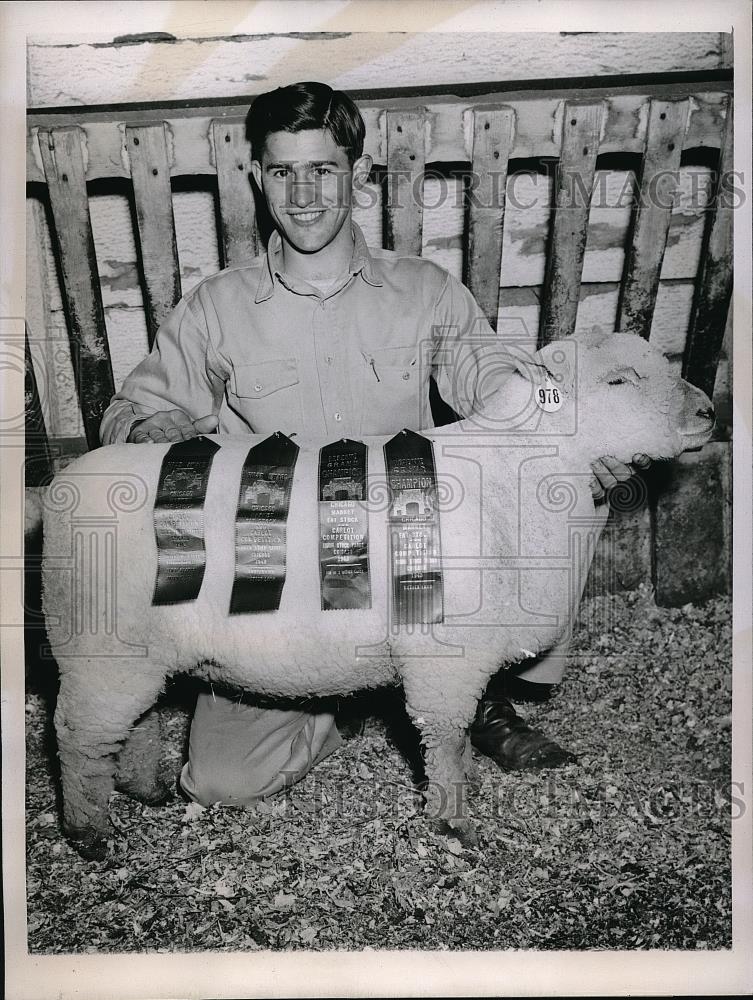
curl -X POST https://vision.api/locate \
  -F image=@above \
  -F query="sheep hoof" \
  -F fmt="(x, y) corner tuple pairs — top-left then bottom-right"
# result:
(431, 817), (478, 849)
(120, 781), (174, 807)
(115, 772), (174, 806)
(68, 831), (108, 861)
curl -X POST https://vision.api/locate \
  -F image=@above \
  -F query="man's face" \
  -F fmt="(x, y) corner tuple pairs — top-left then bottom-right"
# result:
(251, 129), (369, 256)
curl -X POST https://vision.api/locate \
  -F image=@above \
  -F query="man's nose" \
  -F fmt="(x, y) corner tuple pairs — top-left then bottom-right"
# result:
(290, 179), (317, 208)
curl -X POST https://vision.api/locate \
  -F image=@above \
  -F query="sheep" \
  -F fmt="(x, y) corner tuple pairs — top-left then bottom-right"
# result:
(41, 330), (715, 858)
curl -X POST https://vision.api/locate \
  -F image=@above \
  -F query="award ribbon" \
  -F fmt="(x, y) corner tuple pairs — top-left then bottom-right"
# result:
(152, 436), (220, 606)
(230, 432), (299, 614)
(318, 439), (371, 611)
(384, 429), (443, 625)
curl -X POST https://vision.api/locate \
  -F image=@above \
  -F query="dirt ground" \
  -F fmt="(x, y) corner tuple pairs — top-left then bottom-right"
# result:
(25, 586), (732, 953)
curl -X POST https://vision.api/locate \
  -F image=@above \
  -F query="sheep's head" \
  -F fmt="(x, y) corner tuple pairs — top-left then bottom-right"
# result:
(508, 329), (715, 465)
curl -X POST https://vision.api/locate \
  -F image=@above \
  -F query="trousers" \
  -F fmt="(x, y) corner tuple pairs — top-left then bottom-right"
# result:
(180, 505), (609, 807)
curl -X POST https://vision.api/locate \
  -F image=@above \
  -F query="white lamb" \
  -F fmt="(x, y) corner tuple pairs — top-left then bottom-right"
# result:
(41, 330), (714, 857)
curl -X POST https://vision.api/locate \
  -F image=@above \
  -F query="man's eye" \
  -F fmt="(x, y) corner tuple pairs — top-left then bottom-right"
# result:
(271, 168), (290, 178)
(314, 167), (332, 176)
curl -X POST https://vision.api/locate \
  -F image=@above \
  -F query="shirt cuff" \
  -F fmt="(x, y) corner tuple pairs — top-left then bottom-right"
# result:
(100, 402), (150, 445)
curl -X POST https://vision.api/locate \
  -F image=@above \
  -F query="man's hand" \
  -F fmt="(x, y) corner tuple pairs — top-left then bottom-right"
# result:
(127, 409), (219, 443)
(589, 453), (651, 503)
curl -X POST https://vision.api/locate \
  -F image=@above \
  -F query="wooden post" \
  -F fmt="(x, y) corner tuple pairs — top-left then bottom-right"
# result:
(465, 106), (516, 330)
(37, 126), (114, 450)
(212, 118), (260, 267)
(682, 96), (734, 398)
(25, 327), (54, 488)
(126, 123), (182, 346)
(617, 98), (689, 338)
(384, 110), (426, 255)
(538, 101), (605, 346)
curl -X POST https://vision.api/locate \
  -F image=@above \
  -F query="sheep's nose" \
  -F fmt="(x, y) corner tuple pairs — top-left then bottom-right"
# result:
(697, 404), (715, 420)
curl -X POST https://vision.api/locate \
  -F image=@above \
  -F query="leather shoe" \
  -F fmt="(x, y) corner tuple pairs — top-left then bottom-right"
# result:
(470, 696), (576, 771)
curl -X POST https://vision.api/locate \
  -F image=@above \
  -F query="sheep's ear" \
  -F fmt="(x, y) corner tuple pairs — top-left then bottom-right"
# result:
(512, 358), (556, 384)
(535, 340), (575, 395)
(571, 325), (609, 348)
(510, 339), (575, 393)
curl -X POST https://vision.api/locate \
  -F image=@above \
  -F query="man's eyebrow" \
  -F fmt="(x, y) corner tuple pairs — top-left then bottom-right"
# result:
(264, 160), (340, 169)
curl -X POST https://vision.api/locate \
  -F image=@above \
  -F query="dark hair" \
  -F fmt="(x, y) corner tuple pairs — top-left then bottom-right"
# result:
(246, 82), (365, 165)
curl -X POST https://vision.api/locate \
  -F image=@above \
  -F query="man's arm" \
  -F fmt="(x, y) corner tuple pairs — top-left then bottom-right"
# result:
(99, 295), (225, 444)
(430, 272), (515, 420)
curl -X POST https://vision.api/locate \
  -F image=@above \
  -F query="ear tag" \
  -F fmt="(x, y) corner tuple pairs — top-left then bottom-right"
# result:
(535, 376), (563, 412)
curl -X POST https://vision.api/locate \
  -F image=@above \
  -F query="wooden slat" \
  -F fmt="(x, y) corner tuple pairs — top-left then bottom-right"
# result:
(212, 118), (260, 267)
(682, 97), (733, 397)
(617, 98), (689, 338)
(126, 123), (181, 345)
(465, 106), (516, 329)
(384, 110), (426, 255)
(37, 126), (114, 449)
(24, 328), (54, 488)
(538, 101), (605, 346)
(26, 86), (731, 184)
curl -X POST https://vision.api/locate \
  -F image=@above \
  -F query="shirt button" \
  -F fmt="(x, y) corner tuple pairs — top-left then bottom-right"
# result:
(254, 383), (263, 391)
(402, 371), (410, 380)
(334, 412), (342, 422)
(326, 356), (333, 365)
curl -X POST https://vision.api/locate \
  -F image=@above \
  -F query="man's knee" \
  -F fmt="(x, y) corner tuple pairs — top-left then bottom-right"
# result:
(179, 758), (261, 808)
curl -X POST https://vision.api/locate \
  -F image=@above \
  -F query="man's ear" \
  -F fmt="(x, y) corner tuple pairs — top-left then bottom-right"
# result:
(352, 153), (373, 188)
(250, 159), (262, 191)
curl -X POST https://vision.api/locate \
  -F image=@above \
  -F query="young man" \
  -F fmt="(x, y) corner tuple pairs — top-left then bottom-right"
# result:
(101, 82), (643, 806)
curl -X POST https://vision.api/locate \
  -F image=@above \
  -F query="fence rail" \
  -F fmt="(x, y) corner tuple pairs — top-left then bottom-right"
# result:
(25, 79), (734, 603)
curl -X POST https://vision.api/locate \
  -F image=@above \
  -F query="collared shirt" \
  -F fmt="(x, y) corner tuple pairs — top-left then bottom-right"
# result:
(99, 222), (508, 445)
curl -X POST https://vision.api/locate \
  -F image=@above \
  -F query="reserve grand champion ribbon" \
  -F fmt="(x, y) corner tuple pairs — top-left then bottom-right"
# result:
(384, 429), (443, 625)
(152, 436), (221, 605)
(318, 439), (371, 611)
(230, 432), (299, 614)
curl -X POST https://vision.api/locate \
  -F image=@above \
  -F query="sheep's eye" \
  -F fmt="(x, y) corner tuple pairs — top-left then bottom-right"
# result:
(606, 367), (641, 387)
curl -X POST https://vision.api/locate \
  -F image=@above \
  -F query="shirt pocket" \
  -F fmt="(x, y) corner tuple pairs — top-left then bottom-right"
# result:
(227, 358), (303, 433)
(358, 345), (422, 435)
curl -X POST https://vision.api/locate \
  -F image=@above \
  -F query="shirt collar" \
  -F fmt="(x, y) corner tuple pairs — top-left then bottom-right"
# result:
(254, 221), (383, 303)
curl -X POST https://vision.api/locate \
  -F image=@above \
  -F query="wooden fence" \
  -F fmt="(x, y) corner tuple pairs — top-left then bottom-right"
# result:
(24, 79), (733, 604)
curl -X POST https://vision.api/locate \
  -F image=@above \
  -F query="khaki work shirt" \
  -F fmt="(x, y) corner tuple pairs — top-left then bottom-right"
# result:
(100, 223), (508, 444)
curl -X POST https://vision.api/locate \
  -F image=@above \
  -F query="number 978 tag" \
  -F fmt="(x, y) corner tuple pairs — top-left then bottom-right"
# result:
(535, 377), (563, 412)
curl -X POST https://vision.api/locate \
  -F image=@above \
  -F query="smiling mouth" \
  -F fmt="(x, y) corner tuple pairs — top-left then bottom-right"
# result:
(288, 210), (327, 224)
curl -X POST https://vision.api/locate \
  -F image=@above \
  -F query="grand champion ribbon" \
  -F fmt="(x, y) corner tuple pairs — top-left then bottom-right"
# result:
(318, 439), (371, 611)
(230, 432), (299, 614)
(152, 436), (221, 605)
(384, 429), (443, 625)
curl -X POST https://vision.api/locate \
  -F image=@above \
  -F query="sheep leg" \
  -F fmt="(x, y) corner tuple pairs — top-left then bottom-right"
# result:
(115, 706), (173, 805)
(400, 661), (487, 846)
(461, 734), (479, 786)
(54, 666), (166, 860)
(421, 730), (478, 845)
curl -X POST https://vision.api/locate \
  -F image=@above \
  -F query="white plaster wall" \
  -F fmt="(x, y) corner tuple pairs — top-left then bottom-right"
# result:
(27, 31), (730, 108)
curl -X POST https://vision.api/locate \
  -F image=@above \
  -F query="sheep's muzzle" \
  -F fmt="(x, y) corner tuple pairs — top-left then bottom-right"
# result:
(675, 378), (715, 450)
